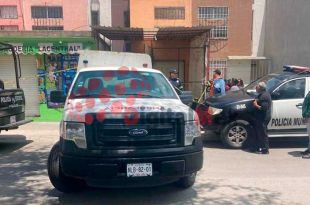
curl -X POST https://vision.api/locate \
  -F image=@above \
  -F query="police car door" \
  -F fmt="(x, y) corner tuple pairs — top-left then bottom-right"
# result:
(268, 78), (307, 131)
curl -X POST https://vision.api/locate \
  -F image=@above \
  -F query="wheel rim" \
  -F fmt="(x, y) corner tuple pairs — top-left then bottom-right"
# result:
(227, 125), (247, 145)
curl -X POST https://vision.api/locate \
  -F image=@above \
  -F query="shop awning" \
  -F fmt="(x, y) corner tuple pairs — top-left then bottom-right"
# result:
(92, 26), (212, 40)
(0, 32), (96, 55)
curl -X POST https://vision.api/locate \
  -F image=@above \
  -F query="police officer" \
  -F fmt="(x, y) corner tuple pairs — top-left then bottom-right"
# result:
(169, 68), (183, 91)
(253, 82), (272, 154)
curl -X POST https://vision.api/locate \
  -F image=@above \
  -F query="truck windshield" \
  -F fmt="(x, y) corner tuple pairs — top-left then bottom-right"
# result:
(244, 73), (282, 94)
(69, 70), (178, 99)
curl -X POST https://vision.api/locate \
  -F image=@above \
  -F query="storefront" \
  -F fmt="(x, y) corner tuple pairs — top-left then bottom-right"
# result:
(0, 34), (96, 117)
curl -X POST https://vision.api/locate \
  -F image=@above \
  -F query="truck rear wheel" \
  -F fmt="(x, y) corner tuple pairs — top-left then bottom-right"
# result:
(221, 121), (251, 149)
(47, 142), (86, 193)
(176, 172), (197, 188)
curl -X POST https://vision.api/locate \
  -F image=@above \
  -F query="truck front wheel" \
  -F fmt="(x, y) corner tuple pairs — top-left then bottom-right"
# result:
(221, 120), (251, 149)
(47, 142), (86, 193)
(176, 172), (197, 188)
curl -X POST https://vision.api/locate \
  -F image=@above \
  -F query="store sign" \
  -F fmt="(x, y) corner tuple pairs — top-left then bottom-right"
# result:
(5, 42), (84, 54)
(68, 43), (83, 54)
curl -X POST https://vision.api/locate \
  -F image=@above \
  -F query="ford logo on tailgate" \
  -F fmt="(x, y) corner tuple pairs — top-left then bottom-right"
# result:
(128, 129), (148, 137)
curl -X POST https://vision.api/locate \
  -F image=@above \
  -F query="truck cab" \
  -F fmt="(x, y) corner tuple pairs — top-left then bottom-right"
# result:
(0, 43), (31, 133)
(197, 65), (310, 148)
(47, 66), (203, 192)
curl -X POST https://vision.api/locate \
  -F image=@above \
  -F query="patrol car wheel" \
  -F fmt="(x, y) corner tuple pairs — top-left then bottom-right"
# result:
(47, 141), (86, 193)
(221, 121), (250, 149)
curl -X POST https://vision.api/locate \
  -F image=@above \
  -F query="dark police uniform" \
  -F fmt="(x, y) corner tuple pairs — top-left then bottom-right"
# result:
(169, 77), (183, 91)
(253, 91), (272, 151)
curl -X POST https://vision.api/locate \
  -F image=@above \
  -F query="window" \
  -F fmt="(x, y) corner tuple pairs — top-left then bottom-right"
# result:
(91, 11), (100, 26)
(155, 7), (185, 19)
(209, 59), (227, 79)
(198, 7), (228, 19)
(32, 26), (64, 30)
(31, 6), (63, 18)
(0, 6), (18, 19)
(0, 25), (18, 31)
(211, 26), (228, 38)
(273, 79), (305, 100)
(198, 7), (228, 39)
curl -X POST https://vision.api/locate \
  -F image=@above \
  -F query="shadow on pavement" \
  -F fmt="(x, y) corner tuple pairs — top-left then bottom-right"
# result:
(53, 178), (283, 205)
(288, 151), (303, 158)
(0, 134), (32, 154)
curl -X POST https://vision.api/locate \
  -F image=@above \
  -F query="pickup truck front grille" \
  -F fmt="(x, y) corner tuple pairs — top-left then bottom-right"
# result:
(88, 113), (184, 148)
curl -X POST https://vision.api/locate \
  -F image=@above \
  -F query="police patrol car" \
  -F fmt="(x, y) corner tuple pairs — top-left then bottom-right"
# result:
(198, 65), (309, 148)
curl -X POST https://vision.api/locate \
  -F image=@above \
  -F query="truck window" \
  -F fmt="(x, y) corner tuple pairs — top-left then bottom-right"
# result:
(70, 70), (178, 99)
(274, 79), (305, 100)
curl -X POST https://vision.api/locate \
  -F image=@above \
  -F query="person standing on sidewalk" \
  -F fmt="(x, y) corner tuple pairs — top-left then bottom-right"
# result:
(302, 91), (310, 159)
(212, 69), (225, 96)
(253, 82), (272, 154)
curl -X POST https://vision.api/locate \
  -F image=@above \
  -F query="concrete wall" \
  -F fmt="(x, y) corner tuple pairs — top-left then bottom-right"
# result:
(23, 0), (89, 31)
(252, 0), (266, 56)
(0, 0), (24, 30)
(87, 0), (111, 28)
(227, 59), (251, 85)
(264, 0), (310, 72)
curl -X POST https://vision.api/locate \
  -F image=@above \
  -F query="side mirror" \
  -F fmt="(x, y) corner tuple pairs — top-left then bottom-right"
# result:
(179, 91), (193, 106)
(48, 90), (66, 108)
(271, 91), (280, 100)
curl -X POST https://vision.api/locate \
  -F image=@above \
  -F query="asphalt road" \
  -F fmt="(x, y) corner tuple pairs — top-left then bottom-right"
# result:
(0, 122), (309, 205)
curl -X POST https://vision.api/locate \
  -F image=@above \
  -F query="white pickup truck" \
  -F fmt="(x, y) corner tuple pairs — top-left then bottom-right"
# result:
(47, 66), (203, 192)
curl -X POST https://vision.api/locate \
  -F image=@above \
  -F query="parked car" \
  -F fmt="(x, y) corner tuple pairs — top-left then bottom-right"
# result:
(197, 65), (309, 148)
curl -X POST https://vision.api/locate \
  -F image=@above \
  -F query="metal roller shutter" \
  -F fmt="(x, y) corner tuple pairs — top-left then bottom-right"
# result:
(0, 55), (39, 117)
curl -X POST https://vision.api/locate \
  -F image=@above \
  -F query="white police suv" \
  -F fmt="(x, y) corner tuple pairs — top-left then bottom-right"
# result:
(197, 65), (309, 148)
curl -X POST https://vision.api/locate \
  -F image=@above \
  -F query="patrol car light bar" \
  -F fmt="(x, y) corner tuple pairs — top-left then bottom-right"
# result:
(283, 65), (310, 73)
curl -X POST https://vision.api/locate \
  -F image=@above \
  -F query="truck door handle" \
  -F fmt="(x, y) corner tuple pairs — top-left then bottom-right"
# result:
(296, 103), (303, 108)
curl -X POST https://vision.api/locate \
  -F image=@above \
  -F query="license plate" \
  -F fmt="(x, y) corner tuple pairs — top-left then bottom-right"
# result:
(127, 163), (152, 177)
(10, 115), (16, 124)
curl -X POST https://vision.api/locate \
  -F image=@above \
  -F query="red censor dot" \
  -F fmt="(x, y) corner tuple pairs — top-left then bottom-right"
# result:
(140, 80), (145, 88)
(131, 67), (138, 75)
(126, 95), (136, 106)
(115, 83), (126, 96)
(88, 79), (100, 90)
(111, 101), (123, 113)
(124, 108), (139, 125)
(76, 114), (84, 122)
(99, 89), (110, 103)
(103, 70), (114, 81)
(85, 114), (94, 125)
(146, 83), (151, 91)
(85, 98), (95, 109)
(96, 109), (106, 122)
(77, 87), (87, 96)
(118, 66), (129, 75)
(75, 102), (83, 112)
(130, 79), (138, 90)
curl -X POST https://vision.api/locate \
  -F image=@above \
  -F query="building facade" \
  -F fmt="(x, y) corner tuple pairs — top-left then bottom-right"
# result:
(263, 0), (310, 72)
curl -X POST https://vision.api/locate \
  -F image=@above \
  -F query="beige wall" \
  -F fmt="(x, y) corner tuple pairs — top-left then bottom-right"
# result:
(130, 0), (192, 28)
(227, 60), (251, 84)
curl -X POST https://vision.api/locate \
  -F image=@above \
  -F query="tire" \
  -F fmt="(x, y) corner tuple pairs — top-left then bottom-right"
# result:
(176, 172), (197, 189)
(220, 120), (251, 149)
(47, 142), (86, 193)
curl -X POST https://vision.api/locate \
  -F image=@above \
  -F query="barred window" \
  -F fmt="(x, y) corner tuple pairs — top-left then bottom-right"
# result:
(0, 25), (19, 31)
(198, 7), (228, 39)
(209, 59), (227, 78)
(0, 6), (18, 19)
(198, 7), (228, 19)
(211, 26), (228, 39)
(32, 26), (64, 30)
(155, 7), (185, 19)
(31, 6), (63, 18)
